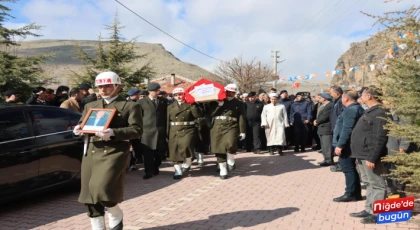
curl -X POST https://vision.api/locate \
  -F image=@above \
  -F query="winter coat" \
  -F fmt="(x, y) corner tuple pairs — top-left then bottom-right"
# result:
(78, 96), (143, 204)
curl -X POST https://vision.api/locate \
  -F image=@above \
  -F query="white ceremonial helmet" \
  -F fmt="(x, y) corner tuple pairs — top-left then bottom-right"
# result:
(225, 83), (238, 92)
(172, 88), (185, 95)
(95, 72), (122, 86)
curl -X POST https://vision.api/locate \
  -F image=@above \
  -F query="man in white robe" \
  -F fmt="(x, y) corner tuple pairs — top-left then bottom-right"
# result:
(261, 93), (289, 156)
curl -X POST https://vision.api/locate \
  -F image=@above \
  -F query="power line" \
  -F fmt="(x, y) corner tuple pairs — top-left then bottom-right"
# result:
(114, 0), (227, 63)
(299, 0), (369, 49)
(282, 0), (369, 76)
(279, 0), (346, 51)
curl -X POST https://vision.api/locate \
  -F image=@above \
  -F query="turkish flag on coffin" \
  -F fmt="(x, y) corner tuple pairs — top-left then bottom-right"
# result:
(185, 78), (226, 104)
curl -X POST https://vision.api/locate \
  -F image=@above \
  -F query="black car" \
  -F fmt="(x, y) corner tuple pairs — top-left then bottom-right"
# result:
(0, 105), (83, 203)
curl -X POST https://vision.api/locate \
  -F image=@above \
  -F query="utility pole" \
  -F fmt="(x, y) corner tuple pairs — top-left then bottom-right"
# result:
(271, 50), (280, 89)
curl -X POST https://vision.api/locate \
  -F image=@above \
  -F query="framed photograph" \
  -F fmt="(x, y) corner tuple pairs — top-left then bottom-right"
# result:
(79, 108), (116, 134)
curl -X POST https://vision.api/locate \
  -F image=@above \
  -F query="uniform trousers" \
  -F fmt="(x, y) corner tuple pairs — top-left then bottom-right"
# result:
(86, 201), (118, 217)
(215, 153), (227, 163)
(141, 144), (162, 176)
(130, 139), (143, 163)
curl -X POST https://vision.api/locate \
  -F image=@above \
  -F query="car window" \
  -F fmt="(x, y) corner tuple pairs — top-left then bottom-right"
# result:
(32, 109), (71, 135)
(0, 110), (31, 142)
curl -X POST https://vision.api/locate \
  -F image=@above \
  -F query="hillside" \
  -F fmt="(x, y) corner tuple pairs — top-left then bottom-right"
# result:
(13, 39), (330, 96)
(330, 34), (389, 87)
(13, 40), (216, 88)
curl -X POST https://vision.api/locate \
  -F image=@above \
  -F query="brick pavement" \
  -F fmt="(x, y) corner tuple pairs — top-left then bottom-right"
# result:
(0, 149), (419, 230)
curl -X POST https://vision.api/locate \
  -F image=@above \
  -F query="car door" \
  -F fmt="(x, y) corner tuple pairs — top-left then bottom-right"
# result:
(31, 107), (83, 188)
(0, 108), (39, 199)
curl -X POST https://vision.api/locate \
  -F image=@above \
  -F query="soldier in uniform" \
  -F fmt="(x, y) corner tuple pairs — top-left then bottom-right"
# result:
(167, 88), (202, 179)
(194, 113), (211, 166)
(244, 91), (264, 154)
(127, 88), (140, 102)
(126, 88), (142, 171)
(137, 83), (168, 179)
(73, 72), (143, 230)
(204, 83), (246, 179)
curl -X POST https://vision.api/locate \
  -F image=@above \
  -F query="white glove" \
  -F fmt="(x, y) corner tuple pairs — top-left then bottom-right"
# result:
(95, 128), (115, 141)
(217, 100), (224, 106)
(73, 125), (84, 136)
(239, 133), (246, 141)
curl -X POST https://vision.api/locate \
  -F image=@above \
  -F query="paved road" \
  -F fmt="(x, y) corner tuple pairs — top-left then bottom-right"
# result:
(0, 149), (419, 230)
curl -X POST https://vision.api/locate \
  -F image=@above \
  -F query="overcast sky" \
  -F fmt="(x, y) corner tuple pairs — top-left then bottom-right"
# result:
(4, 0), (418, 80)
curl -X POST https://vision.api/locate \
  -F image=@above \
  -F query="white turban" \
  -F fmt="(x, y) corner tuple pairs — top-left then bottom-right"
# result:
(269, 93), (278, 98)
(242, 93), (248, 97)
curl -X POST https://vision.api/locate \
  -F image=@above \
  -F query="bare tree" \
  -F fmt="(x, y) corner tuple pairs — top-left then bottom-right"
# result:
(214, 56), (273, 92)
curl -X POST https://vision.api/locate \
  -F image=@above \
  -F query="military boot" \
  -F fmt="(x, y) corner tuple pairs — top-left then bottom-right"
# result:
(173, 164), (183, 179)
(227, 153), (236, 171)
(107, 205), (123, 230)
(90, 216), (105, 230)
(219, 162), (228, 179)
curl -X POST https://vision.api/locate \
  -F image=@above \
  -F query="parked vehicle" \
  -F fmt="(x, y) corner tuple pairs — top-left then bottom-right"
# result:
(0, 105), (83, 203)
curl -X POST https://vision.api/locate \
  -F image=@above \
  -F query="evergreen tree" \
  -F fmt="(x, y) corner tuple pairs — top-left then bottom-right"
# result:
(364, 4), (420, 195)
(72, 13), (154, 90)
(0, 0), (50, 101)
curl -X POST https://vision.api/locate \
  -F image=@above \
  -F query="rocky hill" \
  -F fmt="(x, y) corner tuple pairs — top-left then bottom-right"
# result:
(330, 34), (390, 87)
(13, 39), (330, 96)
(13, 40), (216, 88)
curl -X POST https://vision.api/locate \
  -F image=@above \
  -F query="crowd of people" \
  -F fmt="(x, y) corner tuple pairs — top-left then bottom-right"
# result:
(1, 72), (416, 228)
(1, 84), (98, 110)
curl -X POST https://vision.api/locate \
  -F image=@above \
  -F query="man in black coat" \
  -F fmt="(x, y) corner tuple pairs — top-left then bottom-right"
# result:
(310, 95), (322, 150)
(26, 87), (47, 105)
(51, 85), (69, 107)
(329, 86), (344, 172)
(332, 90), (364, 202)
(244, 91), (264, 154)
(314, 93), (333, 166)
(278, 90), (293, 148)
(80, 83), (97, 109)
(137, 83), (168, 179)
(349, 87), (390, 224)
(290, 93), (312, 152)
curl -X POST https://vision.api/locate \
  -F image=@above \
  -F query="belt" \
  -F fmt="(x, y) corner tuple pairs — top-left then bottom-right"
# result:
(170, 121), (195, 126)
(215, 116), (237, 121)
(89, 136), (129, 142)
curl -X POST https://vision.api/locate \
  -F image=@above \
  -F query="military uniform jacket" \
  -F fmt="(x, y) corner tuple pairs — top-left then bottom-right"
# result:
(137, 96), (168, 151)
(78, 96), (143, 204)
(167, 102), (202, 162)
(206, 98), (246, 154)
